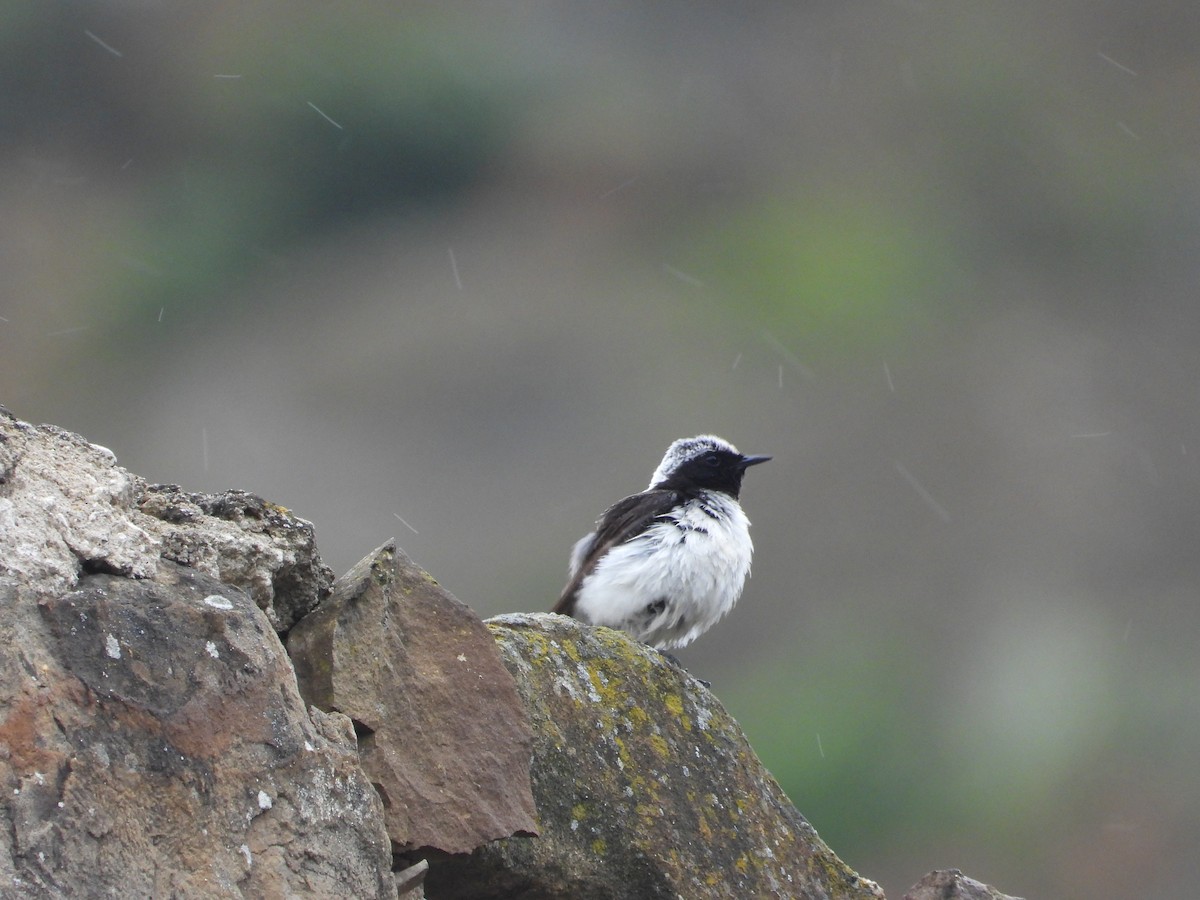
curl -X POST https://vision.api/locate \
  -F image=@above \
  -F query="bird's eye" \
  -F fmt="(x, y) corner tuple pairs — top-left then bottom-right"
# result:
(703, 453), (721, 467)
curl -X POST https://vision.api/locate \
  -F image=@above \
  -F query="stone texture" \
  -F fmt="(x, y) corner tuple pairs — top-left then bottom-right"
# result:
(903, 869), (1026, 900)
(0, 407), (331, 635)
(432, 612), (886, 900)
(0, 408), (160, 599)
(0, 560), (395, 898)
(287, 540), (538, 855)
(139, 484), (333, 634)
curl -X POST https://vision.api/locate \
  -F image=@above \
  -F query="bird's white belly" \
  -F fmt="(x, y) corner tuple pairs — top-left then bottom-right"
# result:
(573, 495), (753, 649)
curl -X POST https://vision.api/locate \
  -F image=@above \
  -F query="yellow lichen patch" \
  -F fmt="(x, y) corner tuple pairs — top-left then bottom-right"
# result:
(612, 735), (645, 789)
(591, 838), (607, 856)
(663, 693), (684, 717)
(633, 802), (659, 822)
(588, 662), (625, 707)
(648, 734), (670, 759)
(625, 704), (650, 728)
(572, 802), (590, 822)
(613, 734), (628, 759)
(564, 642), (583, 663)
(734, 854), (750, 874)
(497, 627), (554, 662)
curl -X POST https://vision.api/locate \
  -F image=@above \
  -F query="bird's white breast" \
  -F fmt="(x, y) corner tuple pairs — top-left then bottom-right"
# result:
(572, 491), (754, 649)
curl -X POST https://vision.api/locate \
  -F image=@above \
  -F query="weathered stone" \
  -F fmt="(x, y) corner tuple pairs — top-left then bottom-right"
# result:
(0, 408), (330, 635)
(0, 559), (395, 898)
(139, 485), (333, 634)
(903, 869), (1026, 900)
(0, 407), (160, 599)
(287, 540), (538, 855)
(433, 612), (885, 900)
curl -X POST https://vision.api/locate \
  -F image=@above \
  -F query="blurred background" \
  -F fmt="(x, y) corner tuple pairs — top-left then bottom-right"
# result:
(4, 2), (1199, 896)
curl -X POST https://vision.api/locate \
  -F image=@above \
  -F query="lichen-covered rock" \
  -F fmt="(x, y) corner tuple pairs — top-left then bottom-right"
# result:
(436, 612), (884, 900)
(139, 484), (333, 634)
(287, 540), (538, 855)
(0, 560), (396, 898)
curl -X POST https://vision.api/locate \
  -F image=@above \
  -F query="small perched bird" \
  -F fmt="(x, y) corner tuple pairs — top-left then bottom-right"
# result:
(552, 435), (769, 650)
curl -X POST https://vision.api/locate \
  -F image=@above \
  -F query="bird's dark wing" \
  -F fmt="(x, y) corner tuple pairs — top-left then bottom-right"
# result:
(553, 489), (681, 616)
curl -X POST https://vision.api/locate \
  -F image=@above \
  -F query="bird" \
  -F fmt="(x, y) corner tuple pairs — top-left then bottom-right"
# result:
(552, 434), (770, 650)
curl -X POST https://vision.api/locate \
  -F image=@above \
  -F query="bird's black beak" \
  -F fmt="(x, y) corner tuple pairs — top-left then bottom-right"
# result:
(739, 454), (771, 469)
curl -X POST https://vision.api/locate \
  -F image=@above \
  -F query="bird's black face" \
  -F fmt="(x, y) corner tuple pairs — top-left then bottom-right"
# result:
(661, 449), (770, 499)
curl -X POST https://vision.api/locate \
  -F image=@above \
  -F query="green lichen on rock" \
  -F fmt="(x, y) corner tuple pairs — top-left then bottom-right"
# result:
(425, 612), (883, 900)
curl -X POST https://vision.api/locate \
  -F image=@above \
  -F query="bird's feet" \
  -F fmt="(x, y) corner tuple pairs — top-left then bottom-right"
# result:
(653, 648), (711, 688)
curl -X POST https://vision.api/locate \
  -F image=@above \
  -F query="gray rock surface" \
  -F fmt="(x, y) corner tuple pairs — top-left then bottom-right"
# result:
(0, 407), (331, 634)
(432, 612), (886, 900)
(0, 410), (159, 598)
(902, 869), (1026, 900)
(287, 540), (539, 855)
(140, 484), (333, 634)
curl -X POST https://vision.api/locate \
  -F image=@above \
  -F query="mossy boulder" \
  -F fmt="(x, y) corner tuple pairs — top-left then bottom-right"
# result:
(424, 612), (884, 900)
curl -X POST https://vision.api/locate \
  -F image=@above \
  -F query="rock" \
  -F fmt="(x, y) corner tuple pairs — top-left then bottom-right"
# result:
(0, 408), (160, 599)
(0, 408), (331, 634)
(0, 408), (394, 896)
(903, 869), (1026, 900)
(0, 560), (396, 898)
(287, 540), (538, 855)
(432, 612), (886, 900)
(140, 484), (333, 634)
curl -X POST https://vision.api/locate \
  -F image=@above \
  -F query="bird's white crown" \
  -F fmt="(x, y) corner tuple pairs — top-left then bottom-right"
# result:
(647, 434), (740, 489)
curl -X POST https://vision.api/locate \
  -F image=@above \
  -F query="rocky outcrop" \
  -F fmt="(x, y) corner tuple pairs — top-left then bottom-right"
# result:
(428, 612), (885, 900)
(0, 407), (1025, 898)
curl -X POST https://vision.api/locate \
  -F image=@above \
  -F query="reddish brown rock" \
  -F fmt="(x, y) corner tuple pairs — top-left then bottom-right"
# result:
(2, 560), (395, 898)
(287, 540), (538, 855)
